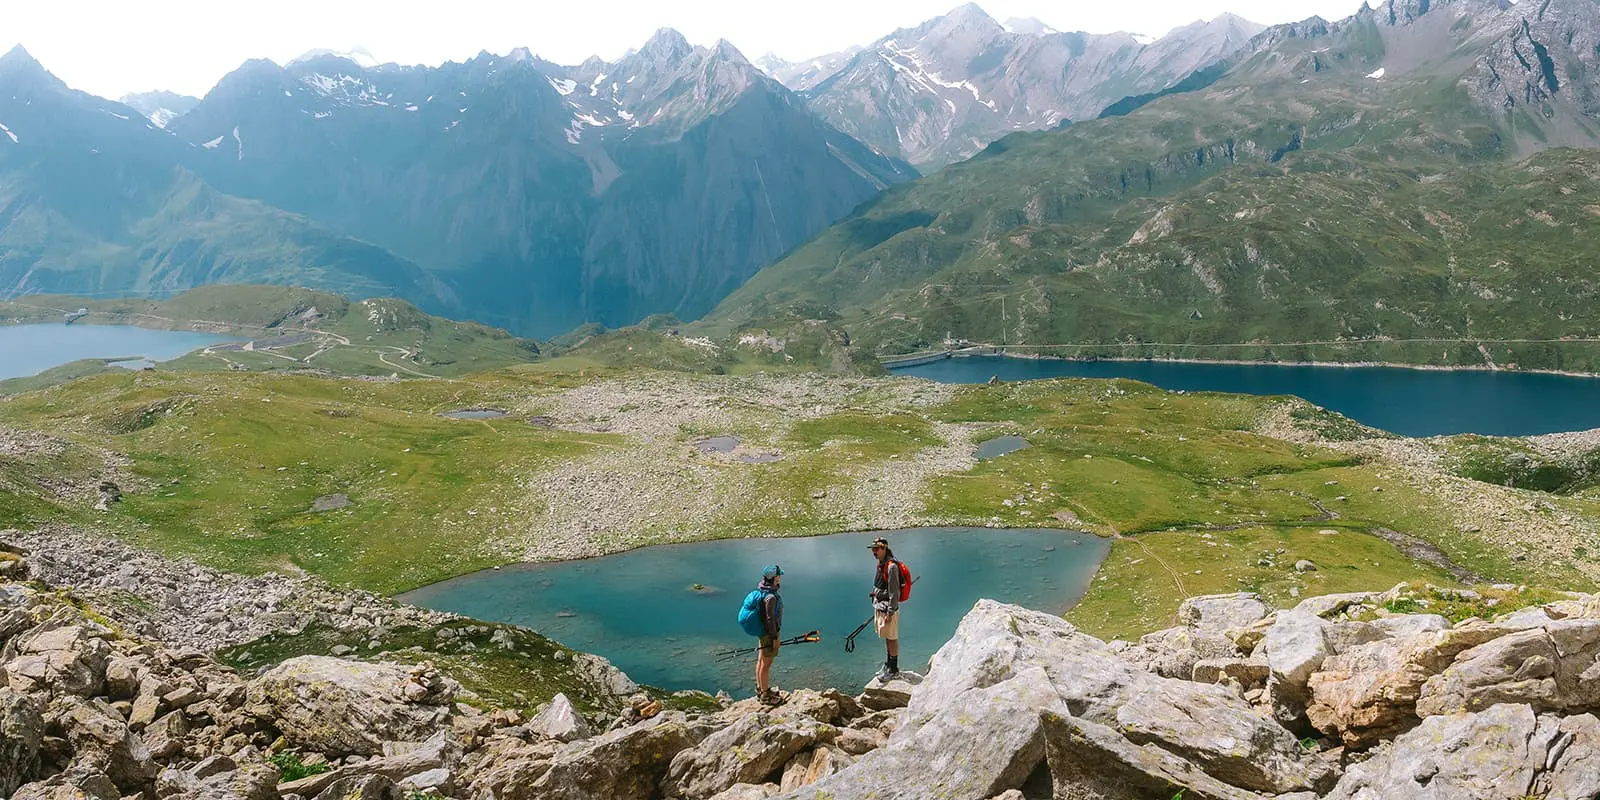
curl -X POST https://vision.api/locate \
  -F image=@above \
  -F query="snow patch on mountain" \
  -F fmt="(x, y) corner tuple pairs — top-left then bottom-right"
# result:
(881, 40), (992, 109)
(232, 126), (243, 160)
(548, 77), (577, 96)
(1367, 67), (1386, 79)
(300, 73), (393, 108)
(0, 122), (16, 143)
(201, 135), (224, 149)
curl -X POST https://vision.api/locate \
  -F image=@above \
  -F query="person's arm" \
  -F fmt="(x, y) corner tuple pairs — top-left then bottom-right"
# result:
(886, 562), (901, 613)
(763, 594), (781, 638)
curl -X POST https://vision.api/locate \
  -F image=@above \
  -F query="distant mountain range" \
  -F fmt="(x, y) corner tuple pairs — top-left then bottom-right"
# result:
(0, 4), (1281, 337)
(761, 3), (1266, 167)
(0, 31), (913, 336)
(118, 90), (199, 128)
(708, 0), (1600, 374)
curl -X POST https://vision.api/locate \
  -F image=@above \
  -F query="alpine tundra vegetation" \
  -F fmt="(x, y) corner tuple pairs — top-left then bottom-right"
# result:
(4, 0), (1600, 798)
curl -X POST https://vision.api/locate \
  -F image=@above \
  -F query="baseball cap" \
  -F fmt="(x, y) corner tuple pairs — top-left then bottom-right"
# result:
(762, 564), (784, 579)
(868, 537), (889, 549)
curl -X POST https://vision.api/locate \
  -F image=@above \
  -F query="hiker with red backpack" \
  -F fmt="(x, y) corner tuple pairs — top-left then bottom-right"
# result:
(736, 564), (787, 704)
(869, 537), (911, 680)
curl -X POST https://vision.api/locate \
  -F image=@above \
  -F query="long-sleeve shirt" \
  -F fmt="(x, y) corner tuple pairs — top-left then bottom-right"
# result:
(759, 583), (783, 637)
(873, 558), (901, 613)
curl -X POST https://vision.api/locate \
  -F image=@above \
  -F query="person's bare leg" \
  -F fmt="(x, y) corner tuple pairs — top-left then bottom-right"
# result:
(756, 647), (772, 695)
(887, 639), (899, 658)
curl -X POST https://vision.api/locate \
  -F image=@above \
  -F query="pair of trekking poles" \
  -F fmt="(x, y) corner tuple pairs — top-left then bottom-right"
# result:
(712, 576), (916, 661)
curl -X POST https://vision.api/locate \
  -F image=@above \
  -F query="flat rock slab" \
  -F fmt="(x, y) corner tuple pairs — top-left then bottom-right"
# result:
(310, 494), (352, 512)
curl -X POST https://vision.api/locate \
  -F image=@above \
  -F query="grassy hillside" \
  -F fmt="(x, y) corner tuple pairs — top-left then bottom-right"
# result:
(0, 286), (542, 390)
(704, 3), (1600, 373)
(4, 366), (1596, 638)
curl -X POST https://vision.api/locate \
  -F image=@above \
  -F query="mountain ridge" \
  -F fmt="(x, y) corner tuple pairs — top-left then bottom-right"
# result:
(705, 0), (1600, 374)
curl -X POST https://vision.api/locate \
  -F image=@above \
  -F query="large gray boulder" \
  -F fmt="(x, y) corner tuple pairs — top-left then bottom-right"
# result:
(277, 730), (460, 796)
(1308, 625), (1553, 747)
(1325, 703), (1550, 799)
(166, 763), (281, 800)
(0, 687), (43, 795)
(51, 696), (156, 792)
(11, 768), (121, 800)
(458, 737), (559, 800)
(529, 713), (701, 800)
(1040, 711), (1265, 800)
(1178, 593), (1272, 632)
(1263, 610), (1333, 717)
(1415, 620), (1600, 717)
(1539, 713), (1600, 800)
(778, 600), (1332, 799)
(662, 712), (837, 800)
(6, 625), (111, 697)
(530, 692), (591, 742)
(244, 656), (457, 757)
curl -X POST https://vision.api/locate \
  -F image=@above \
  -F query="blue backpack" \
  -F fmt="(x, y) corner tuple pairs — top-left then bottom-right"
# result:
(737, 588), (777, 637)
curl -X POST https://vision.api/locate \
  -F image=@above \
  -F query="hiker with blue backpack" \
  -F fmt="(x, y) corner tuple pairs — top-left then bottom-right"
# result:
(737, 564), (786, 705)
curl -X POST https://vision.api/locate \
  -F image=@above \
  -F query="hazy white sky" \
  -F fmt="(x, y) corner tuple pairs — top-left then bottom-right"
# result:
(5, 0), (1367, 99)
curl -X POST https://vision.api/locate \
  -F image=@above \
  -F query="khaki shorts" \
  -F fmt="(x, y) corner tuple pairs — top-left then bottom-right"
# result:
(759, 635), (779, 657)
(874, 609), (900, 640)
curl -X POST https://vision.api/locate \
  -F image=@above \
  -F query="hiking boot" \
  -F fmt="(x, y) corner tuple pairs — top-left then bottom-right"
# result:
(759, 688), (787, 706)
(875, 665), (901, 683)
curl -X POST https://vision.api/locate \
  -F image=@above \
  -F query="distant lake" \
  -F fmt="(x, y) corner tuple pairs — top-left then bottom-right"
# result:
(0, 324), (243, 380)
(401, 528), (1109, 696)
(893, 355), (1600, 437)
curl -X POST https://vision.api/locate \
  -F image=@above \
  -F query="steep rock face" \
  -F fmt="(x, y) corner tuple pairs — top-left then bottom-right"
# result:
(792, 4), (1264, 166)
(170, 36), (913, 335)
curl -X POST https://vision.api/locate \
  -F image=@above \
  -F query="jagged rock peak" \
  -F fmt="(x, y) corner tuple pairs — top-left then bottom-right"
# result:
(0, 43), (57, 84)
(712, 38), (752, 65)
(1, 43), (38, 66)
(641, 27), (694, 60)
(929, 2), (1005, 35)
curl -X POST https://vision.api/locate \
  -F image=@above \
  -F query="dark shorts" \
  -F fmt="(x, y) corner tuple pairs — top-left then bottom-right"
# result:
(759, 635), (779, 656)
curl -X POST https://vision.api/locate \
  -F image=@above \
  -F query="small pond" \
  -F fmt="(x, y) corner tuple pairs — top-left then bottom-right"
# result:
(0, 323), (244, 380)
(976, 435), (1031, 460)
(441, 409), (509, 420)
(401, 527), (1109, 695)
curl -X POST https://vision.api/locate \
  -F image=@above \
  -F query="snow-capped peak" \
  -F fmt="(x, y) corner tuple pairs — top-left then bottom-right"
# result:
(290, 46), (382, 70)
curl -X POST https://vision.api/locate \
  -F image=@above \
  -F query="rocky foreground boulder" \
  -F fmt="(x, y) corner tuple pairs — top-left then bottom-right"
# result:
(8, 533), (1600, 799)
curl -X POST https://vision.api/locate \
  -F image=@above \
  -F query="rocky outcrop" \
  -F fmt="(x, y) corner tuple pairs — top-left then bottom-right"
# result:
(244, 656), (458, 757)
(17, 527), (1600, 800)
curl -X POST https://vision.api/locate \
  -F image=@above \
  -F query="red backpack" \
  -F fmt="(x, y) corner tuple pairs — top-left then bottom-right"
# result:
(880, 559), (912, 603)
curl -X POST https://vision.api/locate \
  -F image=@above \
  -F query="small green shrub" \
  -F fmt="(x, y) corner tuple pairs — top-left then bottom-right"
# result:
(268, 752), (330, 782)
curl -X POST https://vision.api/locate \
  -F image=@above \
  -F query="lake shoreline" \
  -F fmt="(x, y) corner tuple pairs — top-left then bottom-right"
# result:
(890, 349), (1600, 380)
(397, 523), (1109, 598)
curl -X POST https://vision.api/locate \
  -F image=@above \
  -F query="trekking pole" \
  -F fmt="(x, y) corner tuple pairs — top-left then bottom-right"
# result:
(713, 630), (822, 662)
(845, 576), (917, 653)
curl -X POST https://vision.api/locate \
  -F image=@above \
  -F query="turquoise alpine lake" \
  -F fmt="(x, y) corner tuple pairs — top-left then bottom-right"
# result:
(0, 324), (243, 380)
(400, 528), (1110, 696)
(893, 355), (1600, 437)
